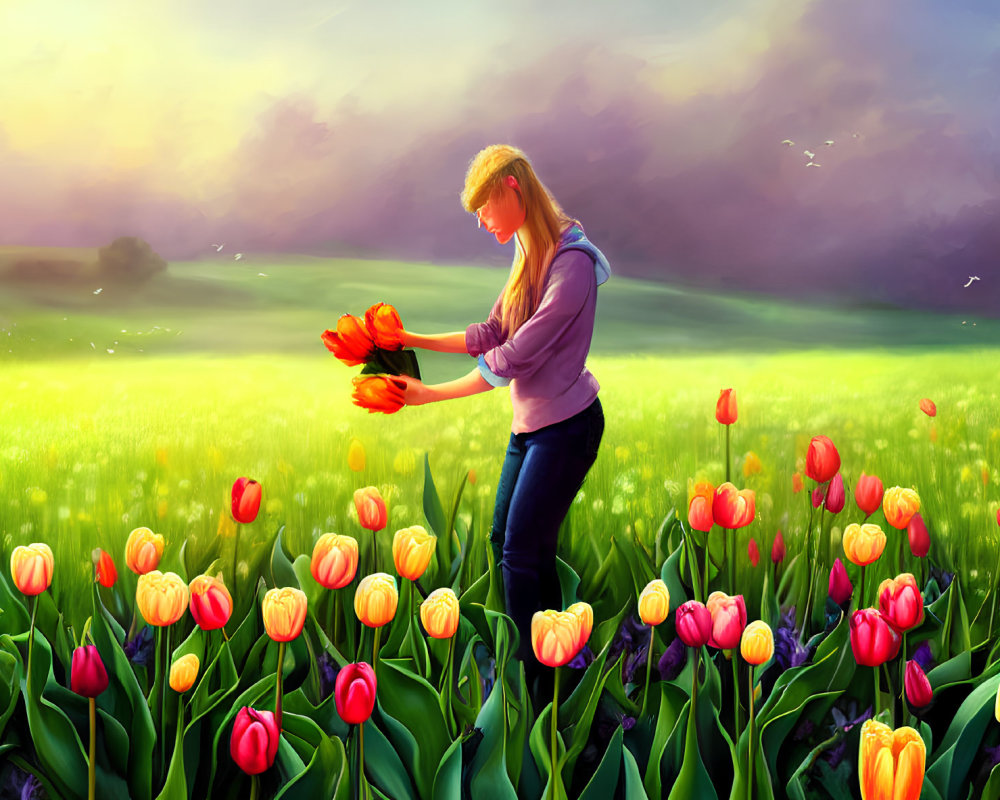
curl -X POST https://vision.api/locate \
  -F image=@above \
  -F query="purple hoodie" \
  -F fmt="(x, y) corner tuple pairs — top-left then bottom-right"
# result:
(465, 225), (610, 433)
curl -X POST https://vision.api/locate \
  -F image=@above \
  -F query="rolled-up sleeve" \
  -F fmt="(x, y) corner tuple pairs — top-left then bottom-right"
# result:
(465, 295), (504, 357)
(482, 250), (594, 381)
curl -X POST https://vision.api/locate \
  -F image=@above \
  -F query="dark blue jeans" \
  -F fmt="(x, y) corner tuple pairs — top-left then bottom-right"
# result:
(489, 397), (604, 667)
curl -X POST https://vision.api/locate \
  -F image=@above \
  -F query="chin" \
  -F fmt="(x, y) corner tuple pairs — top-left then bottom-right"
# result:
(495, 231), (514, 245)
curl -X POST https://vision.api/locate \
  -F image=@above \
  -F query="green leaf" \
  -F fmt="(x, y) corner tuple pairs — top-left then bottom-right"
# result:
(555, 556), (582, 610)
(579, 725), (624, 800)
(666, 695), (718, 800)
(273, 711), (346, 800)
(423, 453), (447, 538)
(362, 713), (420, 800)
(432, 737), (463, 800)
(468, 664), (519, 800)
(270, 527), (300, 590)
(660, 543), (691, 611)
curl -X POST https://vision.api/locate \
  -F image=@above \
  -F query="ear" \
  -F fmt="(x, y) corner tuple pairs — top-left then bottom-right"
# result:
(504, 175), (519, 190)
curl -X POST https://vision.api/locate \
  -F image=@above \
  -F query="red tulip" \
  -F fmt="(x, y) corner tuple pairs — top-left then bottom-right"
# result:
(231, 477), (262, 524)
(354, 487), (387, 532)
(687, 481), (714, 532)
(811, 484), (826, 509)
(335, 662), (377, 725)
(849, 609), (902, 667)
(711, 482), (755, 529)
(747, 538), (760, 567)
(855, 472), (884, 517)
(230, 707), (280, 775)
(71, 645), (109, 698)
(322, 314), (375, 366)
(351, 375), (407, 414)
(94, 548), (117, 588)
(878, 574), (924, 633)
(715, 388), (737, 425)
(706, 592), (747, 650)
(189, 574), (234, 631)
(805, 435), (840, 483)
(919, 398), (936, 417)
(904, 660), (933, 708)
(907, 513), (930, 558)
(364, 303), (405, 351)
(771, 530), (786, 564)
(828, 557), (853, 606)
(675, 600), (712, 648)
(824, 473), (845, 514)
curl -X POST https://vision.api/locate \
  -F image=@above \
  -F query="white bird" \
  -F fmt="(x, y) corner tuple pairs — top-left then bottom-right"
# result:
(93, 287), (103, 295)
(806, 161), (821, 167)
(781, 139), (794, 146)
(824, 140), (835, 146)
(963, 276), (980, 287)
(257, 272), (269, 277)
(211, 243), (225, 252)
(234, 253), (243, 261)
(804, 150), (816, 159)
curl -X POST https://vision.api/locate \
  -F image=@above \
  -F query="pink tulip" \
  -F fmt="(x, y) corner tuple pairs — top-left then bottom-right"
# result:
(675, 601), (712, 648)
(706, 592), (747, 650)
(824, 473), (845, 514)
(828, 558), (853, 606)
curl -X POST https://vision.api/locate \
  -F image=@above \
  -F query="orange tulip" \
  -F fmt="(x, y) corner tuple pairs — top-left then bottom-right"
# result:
(354, 573), (399, 628)
(855, 472), (884, 517)
(843, 523), (887, 567)
(567, 601), (594, 653)
(125, 526), (164, 575)
(354, 487), (388, 531)
(169, 654), (200, 693)
(189, 574), (234, 631)
(858, 720), (925, 800)
(638, 579), (670, 626)
(347, 439), (366, 472)
(351, 375), (407, 414)
(919, 398), (936, 417)
(10, 543), (54, 596)
(531, 606), (590, 668)
(740, 620), (774, 665)
(392, 525), (436, 581)
(715, 388), (737, 425)
(94, 548), (117, 587)
(687, 481), (715, 532)
(322, 314), (375, 366)
(311, 533), (359, 590)
(262, 587), (308, 642)
(805, 435), (840, 483)
(882, 487), (920, 530)
(712, 482), (756, 529)
(136, 570), (190, 627)
(792, 472), (804, 493)
(419, 587), (460, 639)
(364, 302), (405, 350)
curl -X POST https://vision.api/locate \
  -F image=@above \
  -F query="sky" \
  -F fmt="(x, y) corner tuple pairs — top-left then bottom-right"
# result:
(2, 0), (998, 313)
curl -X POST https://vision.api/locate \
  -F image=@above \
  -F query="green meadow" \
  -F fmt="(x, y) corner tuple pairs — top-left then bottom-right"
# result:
(1, 255), (998, 632)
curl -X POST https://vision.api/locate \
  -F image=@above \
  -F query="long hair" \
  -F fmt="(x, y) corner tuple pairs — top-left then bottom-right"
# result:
(461, 145), (577, 338)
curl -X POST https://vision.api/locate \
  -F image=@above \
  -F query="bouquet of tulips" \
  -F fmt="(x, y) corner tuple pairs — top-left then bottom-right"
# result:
(322, 302), (420, 414)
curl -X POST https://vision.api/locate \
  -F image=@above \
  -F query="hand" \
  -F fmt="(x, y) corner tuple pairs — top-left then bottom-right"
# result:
(394, 374), (433, 406)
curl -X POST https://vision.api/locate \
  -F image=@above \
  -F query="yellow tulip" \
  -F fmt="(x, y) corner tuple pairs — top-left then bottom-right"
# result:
(125, 527), (165, 575)
(843, 523), (887, 567)
(354, 573), (398, 628)
(858, 719), (925, 800)
(419, 587), (460, 639)
(531, 608), (585, 668)
(10, 543), (54, 596)
(882, 487), (921, 530)
(566, 601), (594, 654)
(392, 526), (436, 581)
(262, 587), (308, 642)
(169, 653), (200, 693)
(136, 570), (190, 627)
(347, 439), (366, 472)
(311, 533), (359, 590)
(740, 620), (774, 665)
(637, 579), (670, 626)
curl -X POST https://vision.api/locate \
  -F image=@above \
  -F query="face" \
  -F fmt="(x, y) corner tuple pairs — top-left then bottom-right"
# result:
(476, 179), (525, 245)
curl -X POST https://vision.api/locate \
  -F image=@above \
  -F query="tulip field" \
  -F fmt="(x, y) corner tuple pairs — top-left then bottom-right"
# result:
(2, 308), (1000, 798)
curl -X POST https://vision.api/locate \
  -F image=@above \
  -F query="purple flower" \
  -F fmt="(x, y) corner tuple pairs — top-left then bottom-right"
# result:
(657, 637), (686, 681)
(607, 614), (647, 668)
(984, 743), (1000, 769)
(124, 625), (155, 668)
(619, 713), (636, 731)
(317, 651), (337, 700)
(5, 766), (42, 800)
(823, 738), (848, 769)
(623, 641), (648, 685)
(912, 641), (934, 671)
(567, 644), (595, 670)
(794, 719), (816, 741)
(773, 608), (810, 670)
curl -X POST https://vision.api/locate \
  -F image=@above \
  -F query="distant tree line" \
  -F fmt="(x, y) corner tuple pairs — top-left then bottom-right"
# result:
(1, 237), (167, 283)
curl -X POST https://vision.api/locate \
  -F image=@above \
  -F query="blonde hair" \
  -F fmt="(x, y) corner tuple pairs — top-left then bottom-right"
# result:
(461, 145), (576, 337)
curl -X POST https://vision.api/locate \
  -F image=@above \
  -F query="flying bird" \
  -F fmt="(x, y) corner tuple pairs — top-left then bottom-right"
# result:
(824, 140), (835, 146)
(963, 276), (980, 287)
(804, 150), (816, 159)
(257, 272), (269, 277)
(806, 162), (821, 168)
(211, 243), (225, 252)
(781, 139), (794, 146)
(234, 253), (243, 261)
(93, 288), (103, 295)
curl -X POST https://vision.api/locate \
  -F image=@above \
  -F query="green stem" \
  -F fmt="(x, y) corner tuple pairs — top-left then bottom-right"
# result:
(89, 697), (96, 800)
(303, 629), (322, 703)
(640, 626), (655, 719)
(549, 666), (560, 800)
(276, 640), (286, 731)
(859, 565), (867, 608)
(725, 424), (731, 485)
(360, 721), (368, 800)
(373, 626), (382, 669)
(883, 663), (896, 727)
(683, 523), (703, 603)
(747, 667), (755, 800)
(443, 634), (457, 737)
(353, 725), (360, 800)
(732, 651), (741, 737)
(873, 664), (881, 718)
(27, 596), (37, 692)
(250, 774), (259, 800)
(703, 527), (712, 596)
(233, 524), (241, 599)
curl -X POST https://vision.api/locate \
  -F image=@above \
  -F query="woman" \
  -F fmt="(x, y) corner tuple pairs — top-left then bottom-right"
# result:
(396, 144), (610, 680)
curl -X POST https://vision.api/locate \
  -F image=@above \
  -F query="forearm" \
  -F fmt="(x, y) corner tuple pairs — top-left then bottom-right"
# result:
(421, 368), (494, 402)
(402, 331), (469, 354)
